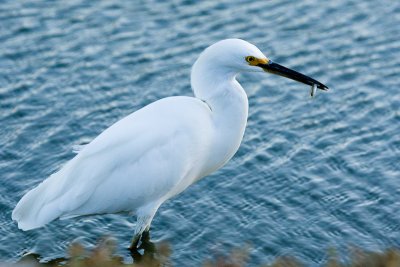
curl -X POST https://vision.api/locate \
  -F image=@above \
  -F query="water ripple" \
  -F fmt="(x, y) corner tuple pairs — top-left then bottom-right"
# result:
(1, 0), (399, 266)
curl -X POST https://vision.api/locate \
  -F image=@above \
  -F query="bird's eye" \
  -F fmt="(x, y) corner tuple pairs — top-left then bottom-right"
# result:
(245, 56), (256, 63)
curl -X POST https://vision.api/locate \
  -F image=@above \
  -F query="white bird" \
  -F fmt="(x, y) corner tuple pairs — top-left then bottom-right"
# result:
(12, 39), (328, 248)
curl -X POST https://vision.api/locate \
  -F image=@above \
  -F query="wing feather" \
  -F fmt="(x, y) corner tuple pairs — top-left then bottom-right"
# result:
(12, 96), (212, 230)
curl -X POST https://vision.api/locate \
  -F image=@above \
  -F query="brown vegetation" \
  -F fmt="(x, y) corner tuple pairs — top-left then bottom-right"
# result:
(8, 238), (400, 267)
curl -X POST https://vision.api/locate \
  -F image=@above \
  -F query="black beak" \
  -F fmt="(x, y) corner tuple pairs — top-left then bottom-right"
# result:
(259, 61), (328, 91)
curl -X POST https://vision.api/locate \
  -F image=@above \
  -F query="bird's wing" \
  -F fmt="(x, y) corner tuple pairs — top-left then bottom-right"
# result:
(12, 96), (212, 230)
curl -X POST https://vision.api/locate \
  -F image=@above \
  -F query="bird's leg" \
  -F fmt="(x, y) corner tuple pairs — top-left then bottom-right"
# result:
(129, 207), (157, 251)
(139, 229), (155, 254)
(130, 235), (141, 251)
(129, 209), (158, 263)
(129, 202), (160, 257)
(129, 228), (156, 263)
(140, 228), (151, 243)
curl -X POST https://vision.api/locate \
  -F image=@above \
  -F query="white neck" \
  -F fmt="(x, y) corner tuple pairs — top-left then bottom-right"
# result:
(191, 53), (248, 110)
(191, 54), (249, 173)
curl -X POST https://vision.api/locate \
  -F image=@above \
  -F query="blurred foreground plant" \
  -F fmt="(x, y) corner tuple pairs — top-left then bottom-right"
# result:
(8, 238), (400, 267)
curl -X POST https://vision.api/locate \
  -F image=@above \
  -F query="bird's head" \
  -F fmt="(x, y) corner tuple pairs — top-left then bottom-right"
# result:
(194, 39), (328, 91)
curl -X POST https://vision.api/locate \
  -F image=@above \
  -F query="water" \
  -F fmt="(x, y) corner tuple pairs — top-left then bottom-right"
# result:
(1, 0), (399, 265)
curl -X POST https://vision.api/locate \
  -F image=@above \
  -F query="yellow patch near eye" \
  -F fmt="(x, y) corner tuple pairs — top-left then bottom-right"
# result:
(245, 56), (269, 66)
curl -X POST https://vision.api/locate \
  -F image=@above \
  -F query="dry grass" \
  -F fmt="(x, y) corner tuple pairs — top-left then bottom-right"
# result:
(8, 238), (400, 267)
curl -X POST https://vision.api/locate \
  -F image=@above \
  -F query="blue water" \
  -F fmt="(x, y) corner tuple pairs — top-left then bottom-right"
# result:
(1, 0), (399, 265)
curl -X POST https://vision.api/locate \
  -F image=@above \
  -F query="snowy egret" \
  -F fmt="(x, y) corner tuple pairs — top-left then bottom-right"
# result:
(12, 39), (328, 248)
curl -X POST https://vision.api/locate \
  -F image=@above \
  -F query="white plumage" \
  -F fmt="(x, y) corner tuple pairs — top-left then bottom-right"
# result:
(12, 39), (327, 246)
(13, 97), (214, 229)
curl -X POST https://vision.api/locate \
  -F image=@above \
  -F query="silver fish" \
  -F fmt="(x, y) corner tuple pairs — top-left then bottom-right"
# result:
(310, 83), (317, 97)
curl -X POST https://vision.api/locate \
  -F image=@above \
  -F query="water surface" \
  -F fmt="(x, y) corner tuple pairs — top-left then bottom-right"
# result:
(1, 0), (399, 265)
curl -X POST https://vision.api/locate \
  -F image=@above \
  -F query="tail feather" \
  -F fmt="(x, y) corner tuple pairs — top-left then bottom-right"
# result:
(12, 176), (63, 230)
(11, 159), (77, 230)
(12, 153), (105, 231)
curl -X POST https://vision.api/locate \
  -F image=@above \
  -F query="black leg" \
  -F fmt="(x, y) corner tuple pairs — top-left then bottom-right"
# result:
(140, 229), (151, 243)
(128, 229), (156, 263)
(129, 236), (139, 253)
(139, 230), (156, 254)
